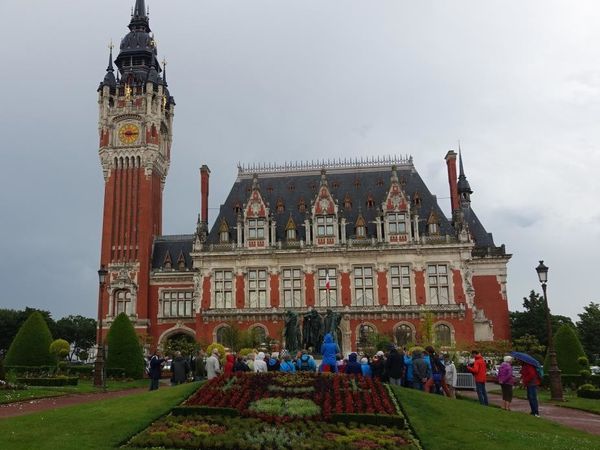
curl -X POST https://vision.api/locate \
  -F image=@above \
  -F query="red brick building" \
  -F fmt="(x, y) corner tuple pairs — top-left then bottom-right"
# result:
(97, 1), (511, 353)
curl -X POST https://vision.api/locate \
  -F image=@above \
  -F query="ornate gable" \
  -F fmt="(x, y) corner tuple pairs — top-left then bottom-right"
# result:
(383, 166), (409, 213)
(244, 174), (269, 249)
(313, 169), (336, 216)
(245, 174), (268, 219)
(312, 169), (338, 247)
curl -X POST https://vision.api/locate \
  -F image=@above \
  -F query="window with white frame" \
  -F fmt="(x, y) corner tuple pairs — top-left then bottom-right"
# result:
(114, 289), (132, 315)
(388, 212), (408, 234)
(248, 218), (265, 239)
(316, 216), (335, 237)
(282, 268), (302, 308)
(161, 291), (193, 318)
(317, 268), (337, 307)
(427, 264), (450, 305)
(248, 268), (268, 308)
(287, 227), (296, 240)
(214, 270), (234, 308)
(353, 266), (374, 306)
(390, 265), (412, 306)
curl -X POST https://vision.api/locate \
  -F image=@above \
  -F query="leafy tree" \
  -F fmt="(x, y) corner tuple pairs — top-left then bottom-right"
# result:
(418, 311), (435, 345)
(544, 324), (587, 375)
(576, 302), (600, 364)
(162, 334), (199, 357)
(55, 315), (97, 360)
(105, 313), (144, 379)
(0, 307), (57, 352)
(4, 311), (55, 367)
(510, 290), (573, 347)
(512, 334), (546, 363)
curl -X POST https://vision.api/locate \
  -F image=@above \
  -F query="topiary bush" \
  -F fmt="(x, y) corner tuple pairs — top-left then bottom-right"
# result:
(577, 383), (600, 399)
(105, 313), (144, 379)
(5, 311), (55, 368)
(544, 324), (587, 375)
(50, 339), (71, 360)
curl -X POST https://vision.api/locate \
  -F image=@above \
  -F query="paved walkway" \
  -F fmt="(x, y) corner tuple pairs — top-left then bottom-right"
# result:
(0, 387), (148, 419)
(460, 387), (600, 436)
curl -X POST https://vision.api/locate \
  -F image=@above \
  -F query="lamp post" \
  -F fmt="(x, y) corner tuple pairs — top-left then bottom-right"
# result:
(94, 266), (108, 388)
(536, 260), (564, 402)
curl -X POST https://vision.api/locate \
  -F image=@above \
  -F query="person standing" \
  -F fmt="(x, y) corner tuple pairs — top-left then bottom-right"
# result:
(385, 346), (405, 386)
(171, 351), (190, 385)
(223, 353), (235, 376)
(280, 353), (297, 373)
(412, 350), (430, 391)
(194, 350), (207, 380)
(497, 356), (515, 410)
(443, 354), (457, 398)
(320, 333), (340, 373)
(254, 352), (268, 373)
(467, 350), (488, 406)
(206, 348), (222, 380)
(520, 361), (541, 416)
(148, 350), (165, 391)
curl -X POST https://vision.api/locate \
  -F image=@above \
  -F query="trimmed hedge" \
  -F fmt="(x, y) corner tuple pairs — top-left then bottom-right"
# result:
(4, 365), (55, 376)
(16, 377), (79, 386)
(542, 374), (600, 389)
(577, 384), (600, 399)
(106, 367), (126, 378)
(330, 413), (405, 428)
(544, 324), (587, 375)
(5, 312), (55, 367)
(172, 406), (240, 417)
(105, 313), (144, 379)
(67, 365), (94, 378)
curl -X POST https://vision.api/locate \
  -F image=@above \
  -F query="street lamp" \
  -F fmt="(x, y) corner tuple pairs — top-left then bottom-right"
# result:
(94, 265), (108, 389)
(536, 260), (564, 401)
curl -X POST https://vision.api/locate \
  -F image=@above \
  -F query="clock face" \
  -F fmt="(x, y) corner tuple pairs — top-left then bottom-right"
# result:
(118, 123), (140, 145)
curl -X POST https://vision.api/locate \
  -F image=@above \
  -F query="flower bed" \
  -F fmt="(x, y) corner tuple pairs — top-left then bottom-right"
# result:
(125, 415), (418, 450)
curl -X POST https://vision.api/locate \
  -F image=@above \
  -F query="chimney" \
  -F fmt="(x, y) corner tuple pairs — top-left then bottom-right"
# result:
(444, 151), (459, 211)
(200, 165), (210, 223)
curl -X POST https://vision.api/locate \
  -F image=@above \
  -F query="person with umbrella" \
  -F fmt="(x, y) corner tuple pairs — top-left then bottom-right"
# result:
(511, 351), (542, 417)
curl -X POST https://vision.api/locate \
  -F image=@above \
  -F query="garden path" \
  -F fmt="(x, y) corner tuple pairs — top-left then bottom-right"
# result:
(460, 388), (600, 436)
(0, 386), (149, 419)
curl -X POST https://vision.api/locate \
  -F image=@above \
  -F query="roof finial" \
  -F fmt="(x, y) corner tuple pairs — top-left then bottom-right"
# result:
(134, 0), (147, 18)
(320, 168), (328, 187)
(162, 58), (168, 86)
(107, 40), (114, 72)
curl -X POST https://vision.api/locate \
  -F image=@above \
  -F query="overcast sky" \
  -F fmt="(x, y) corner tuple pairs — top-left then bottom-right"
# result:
(1, 1), (599, 323)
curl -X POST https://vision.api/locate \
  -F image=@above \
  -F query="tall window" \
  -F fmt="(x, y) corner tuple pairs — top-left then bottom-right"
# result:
(353, 266), (374, 306)
(316, 216), (335, 237)
(282, 268), (302, 308)
(214, 270), (234, 309)
(395, 324), (413, 346)
(390, 265), (412, 306)
(216, 326), (231, 345)
(248, 269), (268, 308)
(428, 264), (450, 305)
(161, 291), (193, 318)
(248, 219), (265, 239)
(435, 324), (452, 346)
(317, 268), (337, 307)
(388, 213), (407, 234)
(115, 290), (132, 315)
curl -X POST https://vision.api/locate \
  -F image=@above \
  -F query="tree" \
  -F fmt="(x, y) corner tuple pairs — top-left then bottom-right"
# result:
(0, 307), (57, 353)
(49, 339), (71, 360)
(512, 334), (546, 363)
(55, 315), (97, 361)
(577, 302), (600, 364)
(510, 290), (573, 347)
(4, 311), (55, 367)
(544, 324), (587, 375)
(106, 313), (145, 379)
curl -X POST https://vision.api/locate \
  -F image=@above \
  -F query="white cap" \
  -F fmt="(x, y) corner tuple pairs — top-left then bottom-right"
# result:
(376, 351), (384, 357)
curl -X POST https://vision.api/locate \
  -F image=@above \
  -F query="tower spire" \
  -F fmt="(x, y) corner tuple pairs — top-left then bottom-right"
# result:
(128, 0), (151, 32)
(457, 144), (473, 204)
(162, 58), (168, 86)
(102, 41), (116, 88)
(134, 0), (147, 19)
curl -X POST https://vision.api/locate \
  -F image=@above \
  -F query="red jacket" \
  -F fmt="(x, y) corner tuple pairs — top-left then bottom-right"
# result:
(520, 363), (540, 386)
(467, 355), (487, 383)
(224, 354), (235, 376)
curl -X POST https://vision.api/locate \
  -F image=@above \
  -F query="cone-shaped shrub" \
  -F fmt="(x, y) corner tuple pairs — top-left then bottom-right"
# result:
(544, 324), (587, 375)
(5, 311), (55, 367)
(106, 313), (144, 379)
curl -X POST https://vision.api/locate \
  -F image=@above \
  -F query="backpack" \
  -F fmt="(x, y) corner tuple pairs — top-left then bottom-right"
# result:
(535, 365), (544, 380)
(299, 357), (311, 371)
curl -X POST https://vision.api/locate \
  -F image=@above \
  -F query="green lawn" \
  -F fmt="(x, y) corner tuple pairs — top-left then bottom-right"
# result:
(491, 387), (600, 415)
(0, 379), (149, 405)
(392, 386), (600, 450)
(0, 382), (200, 450)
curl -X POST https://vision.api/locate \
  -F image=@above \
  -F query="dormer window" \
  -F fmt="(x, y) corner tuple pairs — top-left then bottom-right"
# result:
(388, 213), (407, 234)
(233, 201), (242, 214)
(355, 213), (366, 239)
(343, 193), (352, 210)
(332, 180), (340, 189)
(427, 209), (440, 235)
(248, 218), (265, 239)
(219, 219), (230, 243)
(366, 194), (375, 209)
(298, 198), (306, 213)
(276, 198), (285, 214)
(428, 222), (439, 235)
(285, 215), (297, 241)
(316, 216), (335, 237)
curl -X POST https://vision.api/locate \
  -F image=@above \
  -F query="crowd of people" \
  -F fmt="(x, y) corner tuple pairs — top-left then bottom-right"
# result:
(146, 332), (543, 417)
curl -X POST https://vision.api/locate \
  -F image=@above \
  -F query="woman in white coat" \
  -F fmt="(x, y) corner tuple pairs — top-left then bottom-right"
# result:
(253, 351), (268, 373)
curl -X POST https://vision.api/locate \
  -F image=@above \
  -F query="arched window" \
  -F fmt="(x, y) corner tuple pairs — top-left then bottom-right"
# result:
(434, 324), (452, 346)
(216, 326), (231, 346)
(249, 326), (267, 346)
(115, 289), (132, 316)
(395, 324), (413, 346)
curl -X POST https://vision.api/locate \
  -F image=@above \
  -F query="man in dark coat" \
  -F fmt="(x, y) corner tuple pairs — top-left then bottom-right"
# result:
(171, 351), (190, 385)
(385, 345), (405, 386)
(412, 350), (430, 391)
(148, 350), (165, 391)
(344, 353), (362, 375)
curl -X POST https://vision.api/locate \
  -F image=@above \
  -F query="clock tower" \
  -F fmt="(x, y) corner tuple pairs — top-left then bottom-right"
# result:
(97, 0), (174, 335)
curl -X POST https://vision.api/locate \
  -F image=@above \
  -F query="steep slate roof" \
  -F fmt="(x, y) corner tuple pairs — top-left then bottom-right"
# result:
(151, 235), (194, 270)
(206, 159), (494, 246)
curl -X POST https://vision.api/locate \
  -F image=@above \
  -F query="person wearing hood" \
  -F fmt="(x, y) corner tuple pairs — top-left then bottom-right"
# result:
(360, 357), (372, 377)
(345, 352), (362, 375)
(412, 350), (430, 391)
(403, 352), (414, 388)
(370, 351), (385, 380)
(267, 353), (281, 371)
(297, 350), (317, 372)
(320, 333), (340, 373)
(467, 350), (488, 406)
(254, 351), (268, 373)
(224, 353), (236, 376)
(171, 351), (190, 385)
(385, 345), (405, 386)
(280, 353), (297, 373)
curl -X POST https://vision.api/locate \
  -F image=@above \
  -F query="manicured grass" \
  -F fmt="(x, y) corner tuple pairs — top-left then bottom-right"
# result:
(0, 379), (150, 405)
(491, 387), (600, 415)
(392, 386), (600, 450)
(0, 382), (200, 450)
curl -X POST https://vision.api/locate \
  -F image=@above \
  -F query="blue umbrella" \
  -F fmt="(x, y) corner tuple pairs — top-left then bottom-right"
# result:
(510, 351), (541, 368)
